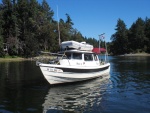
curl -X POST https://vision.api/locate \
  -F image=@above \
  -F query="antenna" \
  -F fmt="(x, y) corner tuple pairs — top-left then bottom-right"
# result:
(57, 6), (61, 46)
(98, 33), (105, 54)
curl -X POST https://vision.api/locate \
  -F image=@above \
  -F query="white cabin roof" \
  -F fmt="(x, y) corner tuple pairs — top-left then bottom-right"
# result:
(61, 49), (94, 54)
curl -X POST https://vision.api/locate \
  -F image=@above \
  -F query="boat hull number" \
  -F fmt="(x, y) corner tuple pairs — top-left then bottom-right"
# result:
(47, 68), (63, 73)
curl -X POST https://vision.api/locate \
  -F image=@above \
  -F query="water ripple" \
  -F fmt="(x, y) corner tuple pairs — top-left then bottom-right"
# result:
(42, 75), (111, 113)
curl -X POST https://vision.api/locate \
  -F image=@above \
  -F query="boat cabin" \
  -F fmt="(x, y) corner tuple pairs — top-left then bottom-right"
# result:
(59, 50), (100, 66)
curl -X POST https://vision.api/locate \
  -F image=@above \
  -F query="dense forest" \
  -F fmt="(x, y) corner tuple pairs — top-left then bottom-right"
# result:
(0, 0), (99, 57)
(110, 18), (150, 55)
(0, 0), (150, 57)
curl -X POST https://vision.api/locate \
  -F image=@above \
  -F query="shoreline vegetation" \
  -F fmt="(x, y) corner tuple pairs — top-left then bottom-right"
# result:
(119, 53), (150, 56)
(0, 57), (32, 62)
(0, 53), (150, 62)
(0, 55), (55, 62)
(0, 58), (23, 62)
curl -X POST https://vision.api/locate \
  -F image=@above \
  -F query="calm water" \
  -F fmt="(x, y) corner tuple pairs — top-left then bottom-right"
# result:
(0, 56), (150, 113)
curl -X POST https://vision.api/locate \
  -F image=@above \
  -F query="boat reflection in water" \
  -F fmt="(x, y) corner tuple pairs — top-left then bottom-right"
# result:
(42, 74), (111, 113)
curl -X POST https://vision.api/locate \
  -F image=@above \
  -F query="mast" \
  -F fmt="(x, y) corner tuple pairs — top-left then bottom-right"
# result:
(104, 37), (109, 62)
(57, 6), (61, 46)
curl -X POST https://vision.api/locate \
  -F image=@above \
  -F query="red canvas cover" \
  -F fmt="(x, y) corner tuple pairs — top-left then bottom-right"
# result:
(92, 48), (106, 54)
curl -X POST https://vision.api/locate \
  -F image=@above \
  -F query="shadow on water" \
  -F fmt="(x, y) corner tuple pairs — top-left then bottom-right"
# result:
(0, 61), (46, 87)
(0, 61), (49, 113)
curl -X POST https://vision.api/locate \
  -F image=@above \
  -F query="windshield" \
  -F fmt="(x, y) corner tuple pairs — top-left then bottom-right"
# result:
(84, 54), (93, 61)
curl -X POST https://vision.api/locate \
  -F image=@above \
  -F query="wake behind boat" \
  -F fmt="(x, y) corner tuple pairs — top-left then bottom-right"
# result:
(37, 39), (110, 85)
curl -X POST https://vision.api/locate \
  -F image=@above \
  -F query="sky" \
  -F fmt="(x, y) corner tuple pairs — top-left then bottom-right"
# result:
(37, 0), (150, 42)
(1, 0), (150, 42)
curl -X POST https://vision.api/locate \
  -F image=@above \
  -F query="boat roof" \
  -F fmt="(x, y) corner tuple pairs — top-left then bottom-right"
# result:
(39, 49), (97, 56)
(60, 49), (95, 54)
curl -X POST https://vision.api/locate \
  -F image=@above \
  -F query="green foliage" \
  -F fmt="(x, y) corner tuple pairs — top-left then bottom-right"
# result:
(0, 0), (98, 57)
(0, 36), (4, 57)
(1, 0), (149, 57)
(110, 17), (150, 55)
(0, 7), (4, 56)
(145, 17), (150, 52)
(129, 18), (146, 51)
(110, 19), (129, 55)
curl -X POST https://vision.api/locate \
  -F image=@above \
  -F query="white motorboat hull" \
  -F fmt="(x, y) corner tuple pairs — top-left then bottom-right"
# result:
(39, 63), (110, 84)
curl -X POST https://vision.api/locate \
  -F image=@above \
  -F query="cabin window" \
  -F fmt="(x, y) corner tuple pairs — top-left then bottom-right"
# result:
(84, 54), (93, 61)
(72, 53), (82, 60)
(94, 54), (98, 61)
(65, 53), (71, 59)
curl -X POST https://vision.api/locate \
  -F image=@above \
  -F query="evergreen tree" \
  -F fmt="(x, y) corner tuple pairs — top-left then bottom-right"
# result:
(129, 18), (146, 53)
(65, 13), (74, 38)
(0, 36), (4, 56)
(0, 4), (4, 56)
(59, 14), (74, 42)
(145, 17), (150, 53)
(37, 0), (54, 51)
(1, 0), (19, 55)
(110, 19), (128, 55)
(70, 28), (84, 42)
(1, 0), (12, 41)
(17, 0), (28, 41)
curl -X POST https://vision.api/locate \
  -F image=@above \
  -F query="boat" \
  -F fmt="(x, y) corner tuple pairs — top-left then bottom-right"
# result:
(37, 39), (110, 85)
